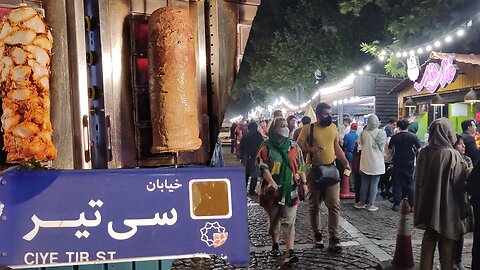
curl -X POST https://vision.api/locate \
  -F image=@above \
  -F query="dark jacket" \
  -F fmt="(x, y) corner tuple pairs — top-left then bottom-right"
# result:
(240, 131), (264, 177)
(461, 132), (479, 165)
(468, 159), (480, 206)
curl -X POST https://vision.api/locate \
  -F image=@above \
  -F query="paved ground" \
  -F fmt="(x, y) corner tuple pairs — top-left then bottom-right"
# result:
(171, 147), (474, 269)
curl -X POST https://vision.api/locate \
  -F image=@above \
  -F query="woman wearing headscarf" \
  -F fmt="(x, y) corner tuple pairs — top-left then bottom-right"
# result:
(257, 117), (307, 264)
(414, 118), (467, 269)
(354, 114), (386, 212)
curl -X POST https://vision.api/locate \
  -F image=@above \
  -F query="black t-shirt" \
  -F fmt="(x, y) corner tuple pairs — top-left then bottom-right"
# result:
(389, 131), (421, 168)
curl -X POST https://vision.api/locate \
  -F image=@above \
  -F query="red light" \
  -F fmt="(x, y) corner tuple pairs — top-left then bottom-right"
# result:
(135, 57), (148, 86)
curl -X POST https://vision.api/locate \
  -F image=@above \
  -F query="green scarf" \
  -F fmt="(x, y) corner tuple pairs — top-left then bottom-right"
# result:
(261, 131), (294, 205)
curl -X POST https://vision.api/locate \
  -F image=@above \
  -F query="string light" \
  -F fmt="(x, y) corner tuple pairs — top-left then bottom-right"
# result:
(380, 14), (478, 59)
(246, 14), (480, 116)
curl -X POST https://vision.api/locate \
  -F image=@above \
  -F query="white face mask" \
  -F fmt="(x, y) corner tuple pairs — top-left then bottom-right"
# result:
(278, 127), (290, 138)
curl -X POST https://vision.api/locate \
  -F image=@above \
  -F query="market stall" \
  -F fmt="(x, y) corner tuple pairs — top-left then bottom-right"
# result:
(390, 52), (480, 142)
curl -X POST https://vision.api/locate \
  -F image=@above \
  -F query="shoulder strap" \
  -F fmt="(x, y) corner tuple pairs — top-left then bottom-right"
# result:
(309, 123), (314, 147)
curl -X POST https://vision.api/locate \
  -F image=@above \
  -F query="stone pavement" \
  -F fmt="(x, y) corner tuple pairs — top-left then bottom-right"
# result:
(171, 148), (474, 269)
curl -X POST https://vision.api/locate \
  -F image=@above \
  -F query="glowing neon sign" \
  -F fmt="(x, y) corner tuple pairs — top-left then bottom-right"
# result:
(414, 56), (457, 93)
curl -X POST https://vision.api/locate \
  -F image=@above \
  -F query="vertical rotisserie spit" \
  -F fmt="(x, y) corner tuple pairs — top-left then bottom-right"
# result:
(0, 5), (57, 162)
(148, 7), (202, 153)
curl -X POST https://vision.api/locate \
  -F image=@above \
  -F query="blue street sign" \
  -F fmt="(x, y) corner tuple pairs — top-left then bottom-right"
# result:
(0, 167), (248, 268)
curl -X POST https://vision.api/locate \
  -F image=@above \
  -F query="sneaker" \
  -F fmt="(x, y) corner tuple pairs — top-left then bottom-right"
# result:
(353, 202), (365, 209)
(327, 236), (342, 253)
(392, 204), (400, 211)
(314, 232), (324, 248)
(366, 205), (379, 212)
(284, 249), (299, 264)
(270, 243), (281, 256)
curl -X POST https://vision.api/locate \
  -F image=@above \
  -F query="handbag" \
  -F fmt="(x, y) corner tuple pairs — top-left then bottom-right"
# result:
(461, 195), (474, 234)
(308, 124), (340, 186)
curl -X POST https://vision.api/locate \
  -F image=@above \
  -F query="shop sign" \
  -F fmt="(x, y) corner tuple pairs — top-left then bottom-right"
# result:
(407, 55), (420, 81)
(414, 56), (457, 93)
(0, 167), (248, 268)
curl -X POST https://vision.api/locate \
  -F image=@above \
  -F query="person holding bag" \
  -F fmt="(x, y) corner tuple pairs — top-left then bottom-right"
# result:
(257, 117), (307, 264)
(297, 103), (350, 253)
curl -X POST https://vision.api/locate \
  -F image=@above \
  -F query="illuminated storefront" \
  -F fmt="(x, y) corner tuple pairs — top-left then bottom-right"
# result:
(390, 52), (480, 143)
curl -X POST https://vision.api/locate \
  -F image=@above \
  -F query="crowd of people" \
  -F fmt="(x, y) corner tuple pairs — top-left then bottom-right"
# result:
(227, 102), (479, 269)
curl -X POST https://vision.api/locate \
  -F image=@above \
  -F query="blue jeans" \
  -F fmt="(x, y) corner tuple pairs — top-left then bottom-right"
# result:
(360, 173), (380, 205)
(392, 172), (414, 206)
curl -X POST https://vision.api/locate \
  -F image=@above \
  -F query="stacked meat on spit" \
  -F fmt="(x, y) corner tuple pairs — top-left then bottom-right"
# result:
(0, 5), (57, 162)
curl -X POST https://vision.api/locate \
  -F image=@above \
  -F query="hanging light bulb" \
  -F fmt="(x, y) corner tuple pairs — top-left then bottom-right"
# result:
(445, 35), (452, 43)
(402, 51), (408, 57)
(380, 50), (387, 56)
(426, 45), (432, 51)
(409, 50), (415, 56)
(417, 48), (424, 54)
(379, 55), (385, 61)
(467, 20), (473, 27)
(396, 52), (402, 58)
(457, 29), (465, 37)
(365, 65), (371, 71)
(434, 40), (441, 47)
(358, 70), (364, 75)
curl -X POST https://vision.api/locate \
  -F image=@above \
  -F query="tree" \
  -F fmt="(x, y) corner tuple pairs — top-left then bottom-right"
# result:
(230, 0), (385, 111)
(340, 0), (480, 77)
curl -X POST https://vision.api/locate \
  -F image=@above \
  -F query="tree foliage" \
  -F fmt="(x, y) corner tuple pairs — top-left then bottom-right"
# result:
(230, 0), (384, 112)
(340, 0), (480, 77)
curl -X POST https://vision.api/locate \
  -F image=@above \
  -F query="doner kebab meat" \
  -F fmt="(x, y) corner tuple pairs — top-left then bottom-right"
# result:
(0, 6), (57, 162)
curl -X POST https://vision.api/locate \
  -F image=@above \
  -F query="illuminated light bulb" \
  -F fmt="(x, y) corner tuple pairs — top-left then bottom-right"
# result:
(409, 50), (415, 56)
(467, 20), (473, 27)
(379, 55), (385, 61)
(434, 40), (441, 47)
(380, 50), (387, 56)
(457, 29), (465, 37)
(350, 73), (355, 77)
(402, 51), (408, 57)
(426, 45), (432, 51)
(417, 48), (424, 54)
(396, 52), (402, 57)
(365, 65), (371, 71)
(445, 35), (452, 43)
(338, 100), (343, 105)
(358, 70), (364, 75)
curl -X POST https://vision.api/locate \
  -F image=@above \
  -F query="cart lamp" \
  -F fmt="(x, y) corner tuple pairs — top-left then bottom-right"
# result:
(464, 88), (480, 104)
(404, 97), (417, 108)
(430, 94), (445, 106)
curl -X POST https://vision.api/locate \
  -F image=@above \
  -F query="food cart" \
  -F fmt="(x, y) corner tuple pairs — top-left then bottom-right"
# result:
(0, 0), (260, 269)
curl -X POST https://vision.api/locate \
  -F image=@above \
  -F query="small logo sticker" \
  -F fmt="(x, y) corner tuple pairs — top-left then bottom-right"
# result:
(200, 221), (228, 248)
